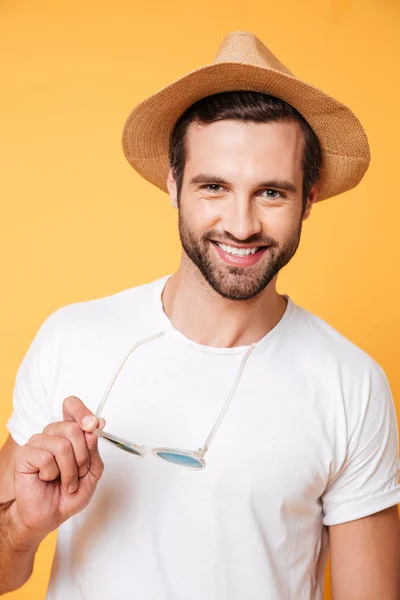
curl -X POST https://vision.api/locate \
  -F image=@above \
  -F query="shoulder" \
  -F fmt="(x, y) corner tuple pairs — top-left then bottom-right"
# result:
(37, 276), (166, 344)
(289, 300), (387, 387)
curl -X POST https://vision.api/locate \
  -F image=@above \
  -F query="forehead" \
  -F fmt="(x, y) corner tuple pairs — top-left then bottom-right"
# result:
(184, 119), (305, 180)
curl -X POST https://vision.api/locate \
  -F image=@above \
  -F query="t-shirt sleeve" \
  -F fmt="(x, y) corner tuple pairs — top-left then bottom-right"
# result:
(322, 361), (400, 526)
(6, 310), (60, 446)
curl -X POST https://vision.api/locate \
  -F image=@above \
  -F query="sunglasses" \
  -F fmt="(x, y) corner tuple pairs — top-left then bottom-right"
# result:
(93, 331), (256, 470)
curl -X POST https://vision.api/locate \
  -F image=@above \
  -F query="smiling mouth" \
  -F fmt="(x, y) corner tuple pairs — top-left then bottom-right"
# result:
(211, 241), (268, 257)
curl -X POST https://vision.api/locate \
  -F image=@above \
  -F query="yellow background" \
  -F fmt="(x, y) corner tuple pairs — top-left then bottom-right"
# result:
(1, 0), (399, 598)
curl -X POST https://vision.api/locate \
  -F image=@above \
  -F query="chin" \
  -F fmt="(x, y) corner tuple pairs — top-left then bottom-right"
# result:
(204, 266), (274, 301)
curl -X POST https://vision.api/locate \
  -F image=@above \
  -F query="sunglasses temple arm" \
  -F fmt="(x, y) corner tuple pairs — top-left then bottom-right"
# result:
(94, 331), (166, 419)
(199, 343), (256, 457)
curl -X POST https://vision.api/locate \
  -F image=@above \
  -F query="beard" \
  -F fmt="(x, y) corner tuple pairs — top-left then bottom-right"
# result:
(178, 209), (303, 301)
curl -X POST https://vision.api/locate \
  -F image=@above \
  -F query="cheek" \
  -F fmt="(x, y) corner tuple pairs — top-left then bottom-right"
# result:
(260, 206), (302, 239)
(184, 198), (222, 230)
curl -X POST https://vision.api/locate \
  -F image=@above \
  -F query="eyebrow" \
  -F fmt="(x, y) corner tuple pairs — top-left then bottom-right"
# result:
(189, 174), (297, 194)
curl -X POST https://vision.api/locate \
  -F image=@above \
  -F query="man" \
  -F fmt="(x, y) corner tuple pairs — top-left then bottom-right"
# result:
(0, 30), (399, 599)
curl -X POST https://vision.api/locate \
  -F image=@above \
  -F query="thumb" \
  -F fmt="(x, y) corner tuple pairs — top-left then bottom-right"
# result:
(63, 395), (99, 432)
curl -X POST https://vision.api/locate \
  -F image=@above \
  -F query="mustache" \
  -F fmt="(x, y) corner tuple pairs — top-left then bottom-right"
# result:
(203, 230), (276, 247)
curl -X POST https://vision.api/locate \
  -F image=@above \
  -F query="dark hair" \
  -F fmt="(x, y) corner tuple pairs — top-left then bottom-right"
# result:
(168, 91), (322, 211)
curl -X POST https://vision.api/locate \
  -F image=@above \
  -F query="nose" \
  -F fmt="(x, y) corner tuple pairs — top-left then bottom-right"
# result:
(220, 193), (262, 241)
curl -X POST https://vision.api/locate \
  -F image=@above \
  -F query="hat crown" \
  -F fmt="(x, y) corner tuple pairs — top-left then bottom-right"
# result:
(122, 29), (370, 203)
(213, 31), (295, 77)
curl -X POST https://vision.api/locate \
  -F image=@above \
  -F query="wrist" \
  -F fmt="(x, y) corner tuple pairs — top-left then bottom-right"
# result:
(4, 500), (45, 551)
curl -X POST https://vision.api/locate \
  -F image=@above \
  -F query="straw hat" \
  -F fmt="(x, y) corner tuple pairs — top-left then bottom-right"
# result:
(122, 30), (370, 202)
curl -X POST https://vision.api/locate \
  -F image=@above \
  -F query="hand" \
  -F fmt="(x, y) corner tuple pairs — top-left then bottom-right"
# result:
(9, 396), (106, 544)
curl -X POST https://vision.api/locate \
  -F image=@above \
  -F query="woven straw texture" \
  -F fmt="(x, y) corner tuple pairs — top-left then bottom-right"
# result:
(122, 30), (370, 202)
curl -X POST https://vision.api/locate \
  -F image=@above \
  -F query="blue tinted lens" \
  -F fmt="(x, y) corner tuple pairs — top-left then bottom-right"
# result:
(156, 451), (203, 468)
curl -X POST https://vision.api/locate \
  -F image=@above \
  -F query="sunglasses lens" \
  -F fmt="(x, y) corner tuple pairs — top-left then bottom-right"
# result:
(101, 434), (142, 456)
(155, 451), (204, 468)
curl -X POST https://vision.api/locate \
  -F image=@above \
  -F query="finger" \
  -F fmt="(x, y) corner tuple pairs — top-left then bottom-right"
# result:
(83, 416), (107, 479)
(16, 445), (60, 482)
(43, 421), (91, 478)
(62, 396), (99, 432)
(43, 418), (107, 478)
(84, 433), (105, 482)
(84, 419), (106, 457)
(28, 433), (79, 493)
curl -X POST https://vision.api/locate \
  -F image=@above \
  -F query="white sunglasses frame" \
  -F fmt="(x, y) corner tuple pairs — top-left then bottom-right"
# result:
(93, 331), (256, 469)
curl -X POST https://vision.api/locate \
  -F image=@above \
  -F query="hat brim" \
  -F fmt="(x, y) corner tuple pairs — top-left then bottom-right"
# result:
(122, 62), (370, 202)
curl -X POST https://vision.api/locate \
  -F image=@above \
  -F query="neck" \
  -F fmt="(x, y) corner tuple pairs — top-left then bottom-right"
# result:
(161, 255), (288, 348)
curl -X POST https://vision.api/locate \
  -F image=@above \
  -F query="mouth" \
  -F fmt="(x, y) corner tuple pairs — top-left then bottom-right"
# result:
(210, 241), (269, 266)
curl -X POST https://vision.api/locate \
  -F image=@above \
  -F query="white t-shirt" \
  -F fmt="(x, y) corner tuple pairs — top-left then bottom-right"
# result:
(7, 274), (400, 600)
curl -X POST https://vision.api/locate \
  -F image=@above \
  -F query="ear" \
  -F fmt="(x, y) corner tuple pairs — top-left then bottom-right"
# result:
(302, 185), (318, 221)
(167, 167), (178, 209)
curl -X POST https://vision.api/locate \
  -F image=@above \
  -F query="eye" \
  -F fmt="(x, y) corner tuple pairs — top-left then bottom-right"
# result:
(201, 184), (224, 193)
(261, 189), (284, 199)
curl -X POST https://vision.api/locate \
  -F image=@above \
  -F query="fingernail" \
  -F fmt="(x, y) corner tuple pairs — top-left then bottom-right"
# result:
(99, 417), (106, 430)
(68, 482), (78, 493)
(82, 415), (97, 429)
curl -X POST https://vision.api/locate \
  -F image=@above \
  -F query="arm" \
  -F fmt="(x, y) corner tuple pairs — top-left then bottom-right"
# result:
(0, 498), (43, 595)
(0, 397), (105, 596)
(329, 505), (400, 600)
(0, 437), (43, 595)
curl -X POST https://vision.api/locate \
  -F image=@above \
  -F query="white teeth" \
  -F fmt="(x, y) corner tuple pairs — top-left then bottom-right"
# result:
(216, 243), (259, 256)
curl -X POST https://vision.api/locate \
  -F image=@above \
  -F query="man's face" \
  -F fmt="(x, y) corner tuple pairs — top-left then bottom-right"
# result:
(167, 118), (317, 301)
